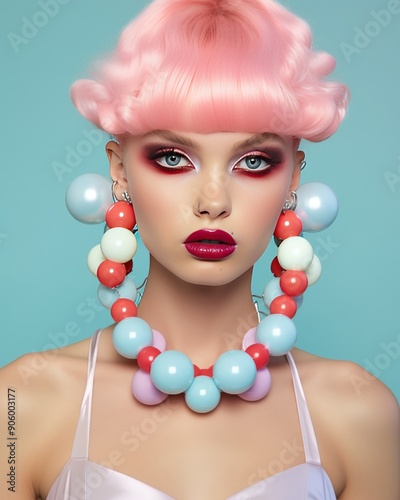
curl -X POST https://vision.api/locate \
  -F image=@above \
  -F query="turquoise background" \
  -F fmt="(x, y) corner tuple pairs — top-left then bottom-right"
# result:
(1, 1), (399, 401)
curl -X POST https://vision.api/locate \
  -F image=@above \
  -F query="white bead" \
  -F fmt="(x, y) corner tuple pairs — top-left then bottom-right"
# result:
(87, 244), (105, 275)
(101, 227), (138, 263)
(304, 254), (322, 286)
(277, 236), (314, 271)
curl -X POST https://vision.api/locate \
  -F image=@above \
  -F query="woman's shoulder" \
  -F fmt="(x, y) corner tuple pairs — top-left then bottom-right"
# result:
(292, 347), (399, 430)
(0, 335), (96, 499)
(292, 348), (400, 499)
(292, 347), (398, 407)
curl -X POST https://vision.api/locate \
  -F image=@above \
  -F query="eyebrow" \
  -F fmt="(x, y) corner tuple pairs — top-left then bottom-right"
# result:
(144, 130), (285, 150)
(144, 130), (197, 148)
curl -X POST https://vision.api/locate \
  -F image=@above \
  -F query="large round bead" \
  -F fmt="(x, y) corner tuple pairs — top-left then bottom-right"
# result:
(97, 260), (126, 288)
(66, 174), (112, 223)
(263, 278), (283, 309)
(295, 182), (339, 232)
(274, 210), (302, 240)
(238, 367), (271, 401)
(277, 236), (314, 271)
(132, 369), (168, 405)
(106, 201), (136, 230)
(87, 244), (105, 276)
(256, 314), (297, 356)
(113, 317), (153, 359)
(213, 351), (256, 394)
(151, 351), (194, 395)
(185, 376), (221, 413)
(97, 277), (137, 309)
(101, 227), (137, 263)
(110, 298), (137, 322)
(304, 255), (322, 286)
(280, 270), (308, 297)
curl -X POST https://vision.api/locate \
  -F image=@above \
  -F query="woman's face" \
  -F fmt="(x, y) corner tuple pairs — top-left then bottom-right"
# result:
(109, 131), (302, 286)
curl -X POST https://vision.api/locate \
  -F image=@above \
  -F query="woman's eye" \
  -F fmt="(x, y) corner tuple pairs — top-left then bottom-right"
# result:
(235, 154), (274, 173)
(154, 150), (192, 170)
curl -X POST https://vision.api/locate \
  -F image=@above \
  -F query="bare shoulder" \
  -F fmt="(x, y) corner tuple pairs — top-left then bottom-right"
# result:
(0, 337), (93, 499)
(293, 349), (400, 499)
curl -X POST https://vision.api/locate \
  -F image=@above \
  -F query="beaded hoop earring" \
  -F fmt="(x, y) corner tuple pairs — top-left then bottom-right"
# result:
(66, 173), (339, 413)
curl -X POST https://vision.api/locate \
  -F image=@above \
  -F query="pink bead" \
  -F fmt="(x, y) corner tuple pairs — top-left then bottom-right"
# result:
(242, 328), (257, 350)
(131, 369), (168, 405)
(238, 368), (271, 401)
(106, 201), (136, 230)
(152, 330), (167, 352)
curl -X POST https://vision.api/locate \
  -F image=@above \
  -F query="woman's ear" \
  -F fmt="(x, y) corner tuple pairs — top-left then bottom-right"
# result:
(106, 140), (128, 200)
(290, 149), (305, 192)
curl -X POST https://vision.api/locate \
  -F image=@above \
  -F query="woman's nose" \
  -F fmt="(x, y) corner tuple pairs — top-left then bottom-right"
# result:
(193, 170), (232, 220)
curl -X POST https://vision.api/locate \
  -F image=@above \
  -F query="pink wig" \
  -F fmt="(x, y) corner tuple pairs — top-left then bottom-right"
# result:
(71, 0), (349, 141)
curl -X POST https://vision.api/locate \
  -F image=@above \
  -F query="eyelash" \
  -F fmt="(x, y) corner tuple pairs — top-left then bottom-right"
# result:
(149, 148), (193, 172)
(148, 147), (282, 175)
(234, 151), (281, 175)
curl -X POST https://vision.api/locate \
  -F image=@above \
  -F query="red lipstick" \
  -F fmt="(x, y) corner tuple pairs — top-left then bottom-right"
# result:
(184, 229), (237, 260)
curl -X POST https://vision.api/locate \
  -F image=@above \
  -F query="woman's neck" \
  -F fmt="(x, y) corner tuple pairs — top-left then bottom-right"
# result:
(136, 258), (259, 367)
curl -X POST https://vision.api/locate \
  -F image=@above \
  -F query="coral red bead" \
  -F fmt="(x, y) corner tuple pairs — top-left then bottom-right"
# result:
(124, 259), (133, 275)
(110, 298), (137, 322)
(269, 295), (297, 318)
(280, 270), (308, 297)
(97, 260), (126, 288)
(106, 201), (136, 230)
(137, 347), (161, 372)
(274, 210), (303, 240)
(245, 344), (270, 369)
(194, 365), (213, 377)
(270, 256), (285, 277)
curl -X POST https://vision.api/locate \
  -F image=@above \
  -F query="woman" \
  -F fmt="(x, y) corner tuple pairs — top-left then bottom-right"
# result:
(1, 0), (399, 498)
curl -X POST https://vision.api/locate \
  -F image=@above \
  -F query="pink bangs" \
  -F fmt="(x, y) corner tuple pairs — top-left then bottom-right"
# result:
(71, 0), (349, 142)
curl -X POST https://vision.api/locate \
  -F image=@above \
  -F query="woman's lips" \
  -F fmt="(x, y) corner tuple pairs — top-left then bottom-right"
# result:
(184, 229), (237, 260)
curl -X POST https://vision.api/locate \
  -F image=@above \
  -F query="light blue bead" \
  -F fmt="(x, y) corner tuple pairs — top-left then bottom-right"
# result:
(117, 278), (137, 301)
(295, 182), (338, 232)
(151, 351), (194, 395)
(263, 278), (283, 309)
(65, 174), (113, 224)
(213, 350), (256, 394)
(113, 317), (153, 359)
(98, 278), (137, 309)
(185, 376), (221, 413)
(97, 284), (118, 309)
(256, 314), (297, 356)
